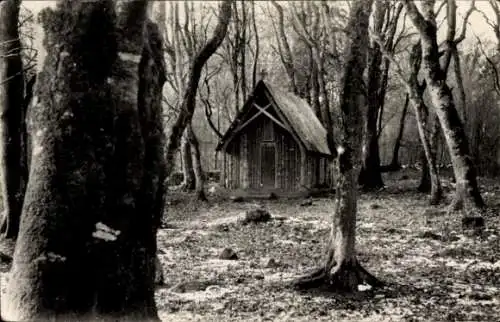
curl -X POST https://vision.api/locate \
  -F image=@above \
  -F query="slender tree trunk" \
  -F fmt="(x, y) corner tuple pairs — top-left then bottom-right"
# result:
(310, 56), (321, 120)
(377, 3), (403, 139)
(359, 0), (386, 191)
(165, 0), (232, 179)
(418, 149), (431, 192)
(418, 111), (441, 196)
(0, 0), (27, 248)
(270, 1), (297, 94)
(377, 59), (390, 137)
(413, 104), (442, 204)
(388, 94), (409, 170)
(180, 132), (195, 190)
(398, 41), (442, 204)
(2, 1), (164, 320)
(240, 0), (247, 100)
(294, 0), (380, 291)
(452, 50), (467, 123)
(250, 0), (259, 89)
(187, 124), (207, 201)
(404, 1), (484, 213)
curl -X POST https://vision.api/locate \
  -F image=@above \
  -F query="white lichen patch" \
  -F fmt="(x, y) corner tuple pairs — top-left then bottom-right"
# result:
(32, 144), (44, 157)
(35, 128), (46, 138)
(62, 111), (74, 119)
(118, 51), (141, 63)
(123, 195), (134, 206)
(32, 252), (66, 264)
(92, 230), (117, 241)
(60, 51), (70, 58)
(31, 96), (39, 108)
(47, 252), (67, 262)
(93, 222), (121, 242)
(357, 284), (373, 292)
(54, 93), (63, 104)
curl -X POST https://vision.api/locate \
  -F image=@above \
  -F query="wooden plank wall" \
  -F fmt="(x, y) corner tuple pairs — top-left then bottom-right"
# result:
(240, 133), (249, 188)
(276, 125), (300, 191)
(226, 137), (240, 189)
(247, 115), (263, 189)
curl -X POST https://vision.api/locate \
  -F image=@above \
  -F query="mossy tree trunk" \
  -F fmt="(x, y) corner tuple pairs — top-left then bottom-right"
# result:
(2, 1), (166, 320)
(0, 0), (28, 249)
(294, 0), (380, 291)
(404, 0), (485, 213)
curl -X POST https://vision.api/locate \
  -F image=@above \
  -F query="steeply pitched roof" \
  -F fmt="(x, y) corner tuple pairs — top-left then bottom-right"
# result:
(217, 80), (332, 156)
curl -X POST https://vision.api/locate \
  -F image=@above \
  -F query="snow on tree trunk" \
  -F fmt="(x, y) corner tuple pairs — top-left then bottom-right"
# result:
(0, 0), (27, 245)
(2, 1), (165, 320)
(403, 0), (484, 213)
(293, 0), (379, 291)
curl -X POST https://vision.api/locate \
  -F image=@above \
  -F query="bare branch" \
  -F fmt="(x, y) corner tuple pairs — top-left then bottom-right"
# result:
(400, 0), (429, 34)
(455, 0), (475, 44)
(474, 32), (500, 96)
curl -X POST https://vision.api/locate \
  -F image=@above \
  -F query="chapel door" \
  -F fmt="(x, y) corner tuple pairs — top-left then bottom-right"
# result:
(260, 143), (276, 188)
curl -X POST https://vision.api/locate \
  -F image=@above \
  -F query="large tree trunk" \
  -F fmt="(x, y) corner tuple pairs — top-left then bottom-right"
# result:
(358, 0), (386, 191)
(165, 0), (231, 178)
(294, 0), (380, 291)
(2, 1), (165, 320)
(0, 0), (27, 248)
(404, 0), (484, 213)
(186, 124), (207, 201)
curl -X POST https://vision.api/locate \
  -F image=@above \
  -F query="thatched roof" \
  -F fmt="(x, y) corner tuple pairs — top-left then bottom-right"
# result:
(217, 80), (332, 156)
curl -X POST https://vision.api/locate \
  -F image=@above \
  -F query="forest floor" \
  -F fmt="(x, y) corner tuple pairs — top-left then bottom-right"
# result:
(156, 169), (500, 321)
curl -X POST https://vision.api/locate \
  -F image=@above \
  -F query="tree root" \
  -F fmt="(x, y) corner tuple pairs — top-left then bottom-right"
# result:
(292, 260), (382, 292)
(195, 189), (208, 202)
(178, 181), (195, 192)
(429, 188), (443, 206)
(417, 181), (431, 193)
